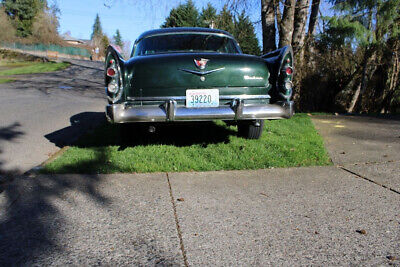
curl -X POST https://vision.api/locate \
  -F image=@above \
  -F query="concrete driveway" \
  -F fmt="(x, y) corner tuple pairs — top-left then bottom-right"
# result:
(0, 61), (399, 265)
(312, 114), (400, 193)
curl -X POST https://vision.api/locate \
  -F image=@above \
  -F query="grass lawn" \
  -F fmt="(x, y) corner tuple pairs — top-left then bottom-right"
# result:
(42, 114), (332, 174)
(0, 78), (14, 84)
(0, 61), (69, 78)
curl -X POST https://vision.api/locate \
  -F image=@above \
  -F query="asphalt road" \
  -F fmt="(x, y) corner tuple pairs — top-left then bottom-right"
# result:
(0, 59), (105, 173)
(0, 59), (399, 265)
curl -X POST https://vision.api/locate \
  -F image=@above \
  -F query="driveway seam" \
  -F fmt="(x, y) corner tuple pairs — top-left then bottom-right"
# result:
(166, 172), (189, 267)
(338, 166), (400, 195)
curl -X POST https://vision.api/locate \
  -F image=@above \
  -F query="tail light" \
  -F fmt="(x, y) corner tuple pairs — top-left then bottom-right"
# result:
(285, 67), (293, 75)
(278, 59), (293, 100)
(107, 67), (116, 77)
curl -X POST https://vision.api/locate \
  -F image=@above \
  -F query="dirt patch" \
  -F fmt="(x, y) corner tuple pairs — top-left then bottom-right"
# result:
(0, 49), (48, 62)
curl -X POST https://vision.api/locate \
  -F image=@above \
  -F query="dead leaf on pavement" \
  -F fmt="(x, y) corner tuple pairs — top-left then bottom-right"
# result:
(356, 229), (367, 235)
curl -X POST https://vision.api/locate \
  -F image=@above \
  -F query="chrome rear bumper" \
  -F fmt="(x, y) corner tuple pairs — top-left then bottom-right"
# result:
(106, 100), (294, 123)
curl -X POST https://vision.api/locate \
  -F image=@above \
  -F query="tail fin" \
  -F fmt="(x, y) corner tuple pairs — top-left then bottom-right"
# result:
(262, 46), (294, 103)
(105, 45), (125, 103)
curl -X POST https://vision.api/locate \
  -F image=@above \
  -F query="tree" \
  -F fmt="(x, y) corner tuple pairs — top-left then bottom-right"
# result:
(321, 0), (400, 112)
(31, 1), (60, 44)
(2, 0), (45, 37)
(161, 0), (199, 28)
(0, 7), (16, 41)
(199, 2), (217, 28)
(32, 10), (60, 44)
(215, 5), (235, 34)
(261, 0), (276, 53)
(307, 0), (321, 39)
(276, 0), (296, 48)
(114, 29), (123, 47)
(160, 1), (261, 55)
(234, 11), (261, 55)
(292, 0), (310, 55)
(91, 13), (103, 40)
(101, 34), (110, 55)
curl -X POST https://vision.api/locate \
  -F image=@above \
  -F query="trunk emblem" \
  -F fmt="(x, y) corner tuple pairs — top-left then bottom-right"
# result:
(194, 58), (209, 70)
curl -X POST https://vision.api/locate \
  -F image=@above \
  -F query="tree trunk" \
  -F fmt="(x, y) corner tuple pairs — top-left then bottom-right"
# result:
(347, 50), (376, 113)
(347, 81), (362, 113)
(380, 41), (399, 113)
(349, 10), (375, 113)
(304, 0), (320, 61)
(307, 0), (320, 37)
(292, 0), (309, 55)
(278, 0), (295, 48)
(261, 0), (276, 53)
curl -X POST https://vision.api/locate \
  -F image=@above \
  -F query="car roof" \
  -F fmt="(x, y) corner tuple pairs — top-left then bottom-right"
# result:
(136, 27), (235, 42)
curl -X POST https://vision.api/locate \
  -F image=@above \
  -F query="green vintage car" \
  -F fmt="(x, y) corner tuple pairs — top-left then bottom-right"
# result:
(105, 27), (294, 139)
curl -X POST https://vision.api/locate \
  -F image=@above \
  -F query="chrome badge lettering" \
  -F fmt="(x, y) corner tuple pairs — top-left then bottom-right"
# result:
(244, 75), (263, 80)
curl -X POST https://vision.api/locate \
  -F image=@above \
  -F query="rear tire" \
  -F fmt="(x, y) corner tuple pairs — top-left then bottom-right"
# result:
(237, 119), (264, 139)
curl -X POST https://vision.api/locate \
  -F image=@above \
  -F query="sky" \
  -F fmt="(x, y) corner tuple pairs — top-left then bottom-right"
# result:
(58, 0), (258, 42)
(57, 0), (332, 47)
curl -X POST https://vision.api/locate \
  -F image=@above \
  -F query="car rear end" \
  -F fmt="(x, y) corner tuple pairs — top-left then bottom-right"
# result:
(105, 28), (294, 138)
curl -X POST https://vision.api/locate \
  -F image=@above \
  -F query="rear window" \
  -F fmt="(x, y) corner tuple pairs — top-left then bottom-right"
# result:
(133, 33), (240, 56)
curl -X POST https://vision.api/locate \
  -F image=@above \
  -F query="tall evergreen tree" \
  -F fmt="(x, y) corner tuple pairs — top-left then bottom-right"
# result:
(91, 13), (103, 39)
(161, 0), (199, 28)
(2, 0), (45, 37)
(114, 29), (123, 47)
(234, 11), (261, 55)
(199, 3), (217, 28)
(215, 5), (235, 34)
(160, 1), (261, 55)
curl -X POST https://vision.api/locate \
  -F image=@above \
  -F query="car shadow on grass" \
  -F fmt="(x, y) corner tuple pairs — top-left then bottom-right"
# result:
(45, 111), (238, 149)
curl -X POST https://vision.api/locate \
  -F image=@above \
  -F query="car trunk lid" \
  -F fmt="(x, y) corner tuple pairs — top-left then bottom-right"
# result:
(126, 53), (270, 98)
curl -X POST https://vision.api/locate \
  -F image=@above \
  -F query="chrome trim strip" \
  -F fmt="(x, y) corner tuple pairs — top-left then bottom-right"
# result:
(178, 67), (225, 76)
(106, 101), (294, 123)
(126, 95), (270, 101)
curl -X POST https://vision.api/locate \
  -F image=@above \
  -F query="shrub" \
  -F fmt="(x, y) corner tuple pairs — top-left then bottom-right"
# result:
(0, 8), (16, 42)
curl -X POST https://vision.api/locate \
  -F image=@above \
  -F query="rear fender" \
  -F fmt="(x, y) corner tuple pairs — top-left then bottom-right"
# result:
(262, 46), (294, 102)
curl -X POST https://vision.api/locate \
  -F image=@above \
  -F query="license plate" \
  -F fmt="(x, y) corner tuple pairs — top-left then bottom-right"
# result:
(186, 89), (219, 108)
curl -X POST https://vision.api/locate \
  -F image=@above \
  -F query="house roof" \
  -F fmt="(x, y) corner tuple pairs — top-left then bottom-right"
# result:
(61, 33), (85, 44)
